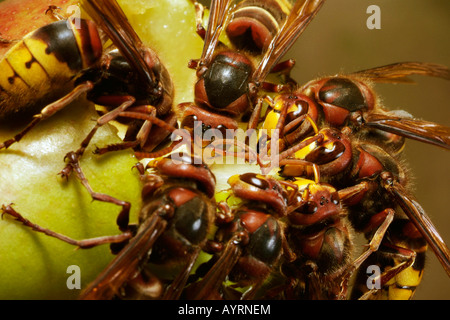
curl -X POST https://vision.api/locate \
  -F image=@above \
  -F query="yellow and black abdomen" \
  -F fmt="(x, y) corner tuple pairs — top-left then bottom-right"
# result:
(351, 219), (427, 300)
(0, 18), (102, 121)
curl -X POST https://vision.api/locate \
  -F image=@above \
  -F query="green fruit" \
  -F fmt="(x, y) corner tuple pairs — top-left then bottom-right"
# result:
(0, 101), (143, 299)
(0, 0), (203, 299)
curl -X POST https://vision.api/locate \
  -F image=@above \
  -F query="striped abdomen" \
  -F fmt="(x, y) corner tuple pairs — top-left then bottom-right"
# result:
(351, 219), (427, 300)
(225, 0), (290, 52)
(0, 19), (102, 121)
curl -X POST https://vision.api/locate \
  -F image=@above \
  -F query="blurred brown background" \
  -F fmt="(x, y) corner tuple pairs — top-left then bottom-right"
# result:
(286, 0), (449, 299)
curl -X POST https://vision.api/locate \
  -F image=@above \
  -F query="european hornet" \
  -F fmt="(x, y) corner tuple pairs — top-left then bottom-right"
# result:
(184, 168), (393, 300)
(1, 153), (217, 300)
(273, 174), (394, 300)
(0, 0), (176, 163)
(184, 172), (293, 299)
(255, 60), (450, 279)
(160, 0), (325, 157)
(350, 218), (428, 300)
(257, 62), (450, 298)
(278, 125), (450, 298)
(259, 62), (450, 155)
(269, 3), (450, 298)
(298, 62), (450, 150)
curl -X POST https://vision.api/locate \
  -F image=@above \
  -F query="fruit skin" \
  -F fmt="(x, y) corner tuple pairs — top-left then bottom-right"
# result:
(0, 0), (205, 299)
(116, 0), (204, 106)
(0, 100), (143, 300)
(0, 0), (79, 56)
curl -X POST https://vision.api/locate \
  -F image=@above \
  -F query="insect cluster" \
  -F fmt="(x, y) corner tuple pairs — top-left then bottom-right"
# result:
(0, 0), (449, 300)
